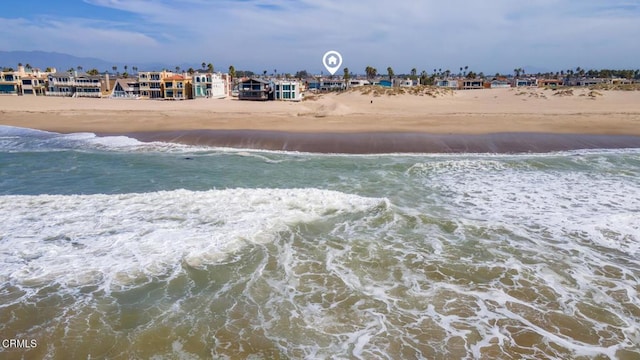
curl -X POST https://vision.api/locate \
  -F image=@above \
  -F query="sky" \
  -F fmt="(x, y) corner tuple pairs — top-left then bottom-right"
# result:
(1, 0), (639, 75)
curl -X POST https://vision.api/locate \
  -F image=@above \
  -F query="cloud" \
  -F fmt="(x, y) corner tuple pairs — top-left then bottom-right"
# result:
(0, 16), (159, 57)
(2, 0), (639, 74)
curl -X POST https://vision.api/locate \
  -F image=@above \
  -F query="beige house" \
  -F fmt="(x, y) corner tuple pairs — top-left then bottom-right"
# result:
(21, 76), (46, 96)
(138, 71), (173, 99)
(0, 71), (20, 95)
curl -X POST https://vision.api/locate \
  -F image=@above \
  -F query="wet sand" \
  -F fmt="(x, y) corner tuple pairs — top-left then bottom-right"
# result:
(124, 130), (640, 153)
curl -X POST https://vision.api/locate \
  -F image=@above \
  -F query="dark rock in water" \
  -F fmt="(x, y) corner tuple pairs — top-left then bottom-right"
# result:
(184, 157), (194, 160)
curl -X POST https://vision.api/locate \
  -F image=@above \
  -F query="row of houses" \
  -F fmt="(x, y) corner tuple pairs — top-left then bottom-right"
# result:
(221, 75), (636, 100)
(0, 65), (307, 101)
(434, 76), (634, 89)
(111, 71), (230, 100)
(1, 66), (234, 100)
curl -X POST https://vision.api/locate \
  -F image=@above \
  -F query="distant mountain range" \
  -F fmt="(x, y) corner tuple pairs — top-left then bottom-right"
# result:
(0, 51), (199, 73)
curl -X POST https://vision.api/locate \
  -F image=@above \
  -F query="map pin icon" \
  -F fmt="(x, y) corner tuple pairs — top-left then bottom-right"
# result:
(322, 50), (343, 75)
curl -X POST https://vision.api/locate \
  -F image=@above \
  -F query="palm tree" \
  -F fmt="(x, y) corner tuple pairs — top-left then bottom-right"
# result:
(25, 63), (32, 71)
(228, 65), (236, 80)
(387, 66), (394, 81)
(175, 66), (181, 73)
(112, 66), (118, 76)
(459, 67), (463, 77)
(132, 66), (138, 74)
(124, 65), (128, 74)
(207, 63), (214, 73)
(201, 62), (206, 71)
(188, 67), (195, 75)
(77, 65), (83, 73)
(410, 68), (417, 80)
(464, 65), (469, 77)
(343, 67), (350, 86)
(263, 70), (267, 78)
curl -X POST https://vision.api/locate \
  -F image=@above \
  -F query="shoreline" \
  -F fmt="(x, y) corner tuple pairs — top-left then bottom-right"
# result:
(2, 87), (640, 153)
(116, 130), (640, 154)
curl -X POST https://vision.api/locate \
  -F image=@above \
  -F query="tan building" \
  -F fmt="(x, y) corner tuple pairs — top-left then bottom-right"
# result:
(0, 71), (21, 95)
(21, 76), (47, 96)
(162, 75), (192, 100)
(138, 71), (173, 99)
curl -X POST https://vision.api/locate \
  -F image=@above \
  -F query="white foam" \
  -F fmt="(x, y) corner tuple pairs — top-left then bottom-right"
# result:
(0, 188), (386, 294)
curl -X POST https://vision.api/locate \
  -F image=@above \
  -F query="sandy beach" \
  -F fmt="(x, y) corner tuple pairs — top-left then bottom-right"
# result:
(2, 87), (640, 152)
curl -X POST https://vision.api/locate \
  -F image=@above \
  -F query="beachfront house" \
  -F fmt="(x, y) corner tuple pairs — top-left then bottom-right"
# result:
(394, 78), (414, 87)
(490, 79), (511, 88)
(138, 71), (172, 99)
(46, 72), (105, 97)
(462, 79), (484, 90)
(238, 78), (273, 100)
(349, 79), (370, 87)
(537, 79), (562, 88)
(20, 76), (47, 96)
(74, 74), (103, 97)
(274, 79), (302, 101)
(434, 78), (459, 89)
(192, 72), (227, 99)
(0, 71), (20, 95)
(110, 78), (141, 99)
(307, 78), (346, 91)
(566, 77), (607, 87)
(513, 78), (537, 87)
(161, 75), (191, 100)
(46, 72), (73, 96)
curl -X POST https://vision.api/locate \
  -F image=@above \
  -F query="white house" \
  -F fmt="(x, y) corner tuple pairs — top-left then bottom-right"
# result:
(394, 78), (414, 87)
(434, 78), (459, 89)
(274, 79), (302, 101)
(192, 72), (227, 99)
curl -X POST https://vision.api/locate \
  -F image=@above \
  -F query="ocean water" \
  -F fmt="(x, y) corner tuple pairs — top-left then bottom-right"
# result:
(1, 125), (639, 359)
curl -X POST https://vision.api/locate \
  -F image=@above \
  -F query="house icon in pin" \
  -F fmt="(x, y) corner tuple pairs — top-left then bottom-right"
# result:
(327, 55), (338, 66)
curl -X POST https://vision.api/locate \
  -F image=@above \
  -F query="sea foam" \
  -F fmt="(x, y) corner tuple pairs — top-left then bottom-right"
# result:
(0, 188), (386, 293)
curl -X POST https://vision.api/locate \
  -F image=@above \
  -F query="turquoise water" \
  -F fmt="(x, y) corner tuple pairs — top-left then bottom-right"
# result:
(1, 125), (639, 359)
